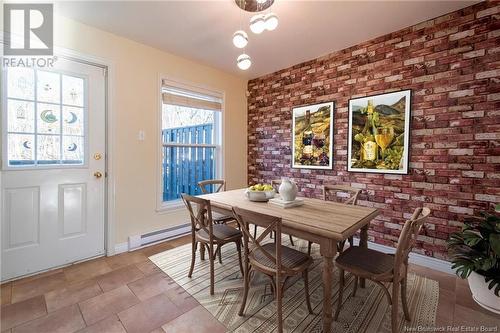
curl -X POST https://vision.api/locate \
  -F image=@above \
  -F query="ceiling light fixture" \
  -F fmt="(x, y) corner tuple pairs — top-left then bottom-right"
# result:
(233, 0), (277, 70)
(237, 54), (252, 70)
(232, 30), (248, 48)
(250, 14), (266, 34)
(264, 13), (278, 31)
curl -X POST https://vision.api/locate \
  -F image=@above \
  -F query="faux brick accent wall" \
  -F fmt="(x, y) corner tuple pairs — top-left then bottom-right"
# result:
(247, 1), (500, 260)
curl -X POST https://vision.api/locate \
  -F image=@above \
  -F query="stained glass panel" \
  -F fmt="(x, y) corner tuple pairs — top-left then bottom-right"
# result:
(6, 68), (87, 167)
(37, 135), (61, 162)
(62, 136), (84, 163)
(8, 99), (35, 133)
(62, 75), (84, 107)
(37, 103), (61, 134)
(7, 67), (35, 100)
(37, 71), (61, 104)
(62, 106), (84, 136)
(8, 134), (35, 163)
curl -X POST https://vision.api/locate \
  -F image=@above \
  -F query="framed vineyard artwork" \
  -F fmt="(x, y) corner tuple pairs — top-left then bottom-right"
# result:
(347, 90), (411, 174)
(292, 101), (334, 169)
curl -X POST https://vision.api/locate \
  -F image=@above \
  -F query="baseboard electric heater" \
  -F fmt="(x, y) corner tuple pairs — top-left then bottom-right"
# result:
(128, 224), (191, 250)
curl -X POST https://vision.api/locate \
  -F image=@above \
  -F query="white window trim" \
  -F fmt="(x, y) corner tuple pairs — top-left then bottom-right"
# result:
(156, 76), (224, 212)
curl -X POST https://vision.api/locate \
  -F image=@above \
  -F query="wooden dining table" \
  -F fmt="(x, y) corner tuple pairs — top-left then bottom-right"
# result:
(198, 188), (380, 332)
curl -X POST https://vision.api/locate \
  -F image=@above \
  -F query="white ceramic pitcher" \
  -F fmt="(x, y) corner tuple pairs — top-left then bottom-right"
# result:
(279, 177), (298, 202)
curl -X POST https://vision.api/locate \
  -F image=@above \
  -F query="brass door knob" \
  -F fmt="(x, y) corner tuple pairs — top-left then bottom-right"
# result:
(94, 171), (103, 178)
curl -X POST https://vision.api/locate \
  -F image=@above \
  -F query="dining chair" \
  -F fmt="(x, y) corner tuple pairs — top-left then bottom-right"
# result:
(198, 179), (235, 224)
(198, 179), (238, 263)
(232, 207), (314, 333)
(334, 207), (431, 333)
(307, 184), (361, 255)
(181, 193), (244, 295)
(253, 179), (295, 246)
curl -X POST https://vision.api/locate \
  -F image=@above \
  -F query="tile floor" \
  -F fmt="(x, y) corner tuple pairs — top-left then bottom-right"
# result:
(1, 235), (499, 332)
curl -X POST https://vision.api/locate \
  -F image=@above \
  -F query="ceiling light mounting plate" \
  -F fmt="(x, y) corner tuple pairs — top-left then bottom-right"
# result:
(235, 0), (274, 12)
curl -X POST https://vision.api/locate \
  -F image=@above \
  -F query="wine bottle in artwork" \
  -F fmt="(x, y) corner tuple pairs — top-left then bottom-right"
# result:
(302, 110), (314, 161)
(362, 100), (378, 161)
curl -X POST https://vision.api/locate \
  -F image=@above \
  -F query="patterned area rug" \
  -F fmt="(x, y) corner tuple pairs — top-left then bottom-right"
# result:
(150, 236), (438, 333)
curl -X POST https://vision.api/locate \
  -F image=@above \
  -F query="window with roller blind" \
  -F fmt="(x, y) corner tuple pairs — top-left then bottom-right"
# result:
(159, 79), (223, 206)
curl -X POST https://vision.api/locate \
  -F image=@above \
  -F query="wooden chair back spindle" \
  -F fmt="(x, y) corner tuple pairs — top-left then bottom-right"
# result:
(232, 207), (288, 271)
(181, 194), (214, 241)
(198, 179), (226, 194)
(394, 207), (431, 272)
(322, 184), (361, 205)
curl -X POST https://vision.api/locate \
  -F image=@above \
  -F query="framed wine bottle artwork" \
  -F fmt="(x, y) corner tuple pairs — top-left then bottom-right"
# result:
(291, 101), (334, 169)
(347, 90), (411, 174)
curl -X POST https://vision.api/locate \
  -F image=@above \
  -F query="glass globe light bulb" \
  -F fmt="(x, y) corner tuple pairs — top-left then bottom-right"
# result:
(250, 14), (266, 34)
(265, 13), (278, 31)
(232, 30), (248, 48)
(237, 54), (251, 70)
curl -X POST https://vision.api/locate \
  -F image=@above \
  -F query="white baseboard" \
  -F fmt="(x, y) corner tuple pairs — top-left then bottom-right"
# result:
(114, 242), (129, 254)
(113, 224), (191, 255)
(353, 238), (454, 275)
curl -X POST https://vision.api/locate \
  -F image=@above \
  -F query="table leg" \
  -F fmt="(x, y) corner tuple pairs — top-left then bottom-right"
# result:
(320, 239), (336, 332)
(359, 224), (368, 288)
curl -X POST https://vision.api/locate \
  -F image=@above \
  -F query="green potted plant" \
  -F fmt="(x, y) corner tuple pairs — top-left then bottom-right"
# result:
(447, 212), (500, 314)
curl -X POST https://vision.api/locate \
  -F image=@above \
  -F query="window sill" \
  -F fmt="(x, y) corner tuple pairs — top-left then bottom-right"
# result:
(156, 199), (185, 214)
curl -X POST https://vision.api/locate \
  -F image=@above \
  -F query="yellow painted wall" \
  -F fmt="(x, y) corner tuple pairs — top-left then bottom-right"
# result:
(53, 15), (248, 245)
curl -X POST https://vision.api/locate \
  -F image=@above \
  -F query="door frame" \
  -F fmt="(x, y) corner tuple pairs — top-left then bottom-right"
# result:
(55, 46), (117, 257)
(0, 45), (117, 268)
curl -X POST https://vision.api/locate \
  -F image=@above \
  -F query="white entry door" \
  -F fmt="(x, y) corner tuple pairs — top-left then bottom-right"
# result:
(1, 57), (106, 281)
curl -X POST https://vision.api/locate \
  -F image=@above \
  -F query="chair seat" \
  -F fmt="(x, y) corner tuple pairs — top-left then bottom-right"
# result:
(197, 224), (241, 242)
(251, 243), (312, 273)
(212, 212), (235, 224)
(336, 246), (394, 277)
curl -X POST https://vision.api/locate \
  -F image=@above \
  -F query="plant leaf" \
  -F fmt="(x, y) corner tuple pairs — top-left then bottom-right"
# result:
(489, 233), (500, 257)
(462, 230), (483, 247)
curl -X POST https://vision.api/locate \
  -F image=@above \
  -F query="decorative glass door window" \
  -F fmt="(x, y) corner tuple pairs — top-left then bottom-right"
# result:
(4, 67), (86, 166)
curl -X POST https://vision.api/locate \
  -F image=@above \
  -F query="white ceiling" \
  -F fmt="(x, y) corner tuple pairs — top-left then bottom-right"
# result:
(55, 1), (477, 79)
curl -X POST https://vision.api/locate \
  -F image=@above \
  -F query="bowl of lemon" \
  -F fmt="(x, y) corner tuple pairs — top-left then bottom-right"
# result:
(245, 184), (276, 202)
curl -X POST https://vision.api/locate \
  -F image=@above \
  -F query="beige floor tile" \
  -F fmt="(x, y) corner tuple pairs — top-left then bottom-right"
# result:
(140, 242), (175, 257)
(105, 251), (148, 270)
(420, 268), (456, 292)
(161, 305), (227, 333)
(1, 283), (12, 306)
(0, 295), (47, 330)
(127, 272), (176, 301)
(96, 265), (144, 292)
(75, 315), (126, 333)
(453, 304), (500, 327)
(164, 285), (199, 313)
(149, 328), (166, 333)
(435, 288), (455, 327)
(118, 293), (182, 333)
(12, 269), (64, 286)
(11, 272), (67, 303)
(135, 260), (162, 276)
(64, 258), (112, 283)
(12, 304), (85, 333)
(45, 279), (102, 313)
(78, 286), (139, 325)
